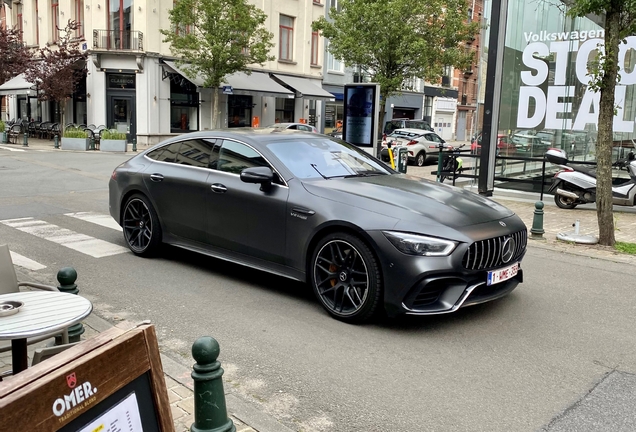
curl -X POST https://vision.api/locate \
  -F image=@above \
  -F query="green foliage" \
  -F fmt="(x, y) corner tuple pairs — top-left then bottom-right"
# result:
(101, 129), (127, 140)
(160, 0), (275, 89)
(63, 127), (90, 138)
(0, 121), (5, 133)
(312, 0), (479, 102)
(615, 242), (636, 254)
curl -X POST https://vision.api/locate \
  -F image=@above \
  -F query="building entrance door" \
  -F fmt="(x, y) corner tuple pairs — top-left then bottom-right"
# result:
(108, 95), (136, 142)
(457, 111), (467, 141)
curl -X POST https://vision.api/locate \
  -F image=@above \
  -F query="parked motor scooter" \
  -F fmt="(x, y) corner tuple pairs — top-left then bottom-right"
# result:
(546, 148), (636, 209)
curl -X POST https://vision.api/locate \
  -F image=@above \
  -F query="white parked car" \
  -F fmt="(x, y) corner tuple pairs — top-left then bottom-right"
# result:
(380, 128), (452, 166)
(265, 122), (319, 133)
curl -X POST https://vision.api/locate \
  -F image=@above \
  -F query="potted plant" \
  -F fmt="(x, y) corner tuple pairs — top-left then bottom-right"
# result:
(61, 126), (90, 151)
(0, 121), (6, 144)
(99, 129), (127, 152)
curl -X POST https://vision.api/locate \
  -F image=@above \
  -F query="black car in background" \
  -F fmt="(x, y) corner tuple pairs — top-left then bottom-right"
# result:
(109, 129), (527, 323)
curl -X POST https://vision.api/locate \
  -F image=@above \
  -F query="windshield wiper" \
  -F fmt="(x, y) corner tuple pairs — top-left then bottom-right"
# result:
(311, 164), (329, 179)
(340, 171), (389, 178)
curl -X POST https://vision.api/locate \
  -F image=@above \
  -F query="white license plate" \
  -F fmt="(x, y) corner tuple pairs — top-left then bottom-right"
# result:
(487, 262), (519, 286)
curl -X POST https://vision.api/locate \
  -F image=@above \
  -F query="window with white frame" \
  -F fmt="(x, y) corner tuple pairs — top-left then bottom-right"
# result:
(74, 0), (84, 38)
(311, 31), (319, 65)
(327, 45), (343, 72)
(279, 15), (293, 61)
(15, 3), (23, 41)
(51, 0), (59, 42)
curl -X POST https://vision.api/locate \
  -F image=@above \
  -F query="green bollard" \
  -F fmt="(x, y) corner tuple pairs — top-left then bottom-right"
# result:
(132, 138), (137, 152)
(436, 144), (444, 182)
(22, 131), (28, 147)
(190, 337), (236, 432)
(54, 135), (59, 149)
(89, 136), (95, 150)
(55, 267), (85, 344)
(530, 201), (545, 239)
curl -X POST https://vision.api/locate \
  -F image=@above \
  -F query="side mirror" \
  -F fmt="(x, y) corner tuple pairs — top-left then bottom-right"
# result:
(240, 166), (274, 191)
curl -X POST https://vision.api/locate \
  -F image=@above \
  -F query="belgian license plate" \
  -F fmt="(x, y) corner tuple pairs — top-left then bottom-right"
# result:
(487, 262), (519, 286)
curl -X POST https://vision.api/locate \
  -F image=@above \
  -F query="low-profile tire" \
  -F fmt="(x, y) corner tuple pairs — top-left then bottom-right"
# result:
(310, 232), (382, 324)
(122, 194), (162, 256)
(554, 193), (578, 209)
(415, 152), (426, 167)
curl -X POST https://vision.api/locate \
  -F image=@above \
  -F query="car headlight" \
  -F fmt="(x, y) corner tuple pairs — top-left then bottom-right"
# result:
(383, 231), (457, 256)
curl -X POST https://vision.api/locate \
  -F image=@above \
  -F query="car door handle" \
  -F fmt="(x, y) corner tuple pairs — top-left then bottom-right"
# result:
(292, 207), (315, 216)
(211, 183), (227, 193)
(150, 173), (164, 182)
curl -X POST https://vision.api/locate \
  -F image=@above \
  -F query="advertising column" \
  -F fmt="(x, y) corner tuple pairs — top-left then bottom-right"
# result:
(343, 84), (381, 156)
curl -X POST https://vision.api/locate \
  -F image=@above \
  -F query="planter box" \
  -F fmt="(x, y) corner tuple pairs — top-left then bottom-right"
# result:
(100, 139), (127, 152)
(0, 132), (6, 144)
(61, 137), (89, 151)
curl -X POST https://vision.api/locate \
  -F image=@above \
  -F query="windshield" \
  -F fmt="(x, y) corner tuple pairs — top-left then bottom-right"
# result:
(267, 138), (393, 179)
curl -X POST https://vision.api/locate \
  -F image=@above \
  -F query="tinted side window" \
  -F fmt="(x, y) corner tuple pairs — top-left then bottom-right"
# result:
(148, 143), (181, 163)
(176, 139), (215, 168)
(217, 140), (268, 174)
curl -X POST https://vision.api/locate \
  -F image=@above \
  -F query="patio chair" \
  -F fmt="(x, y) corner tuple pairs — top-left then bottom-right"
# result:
(50, 123), (61, 140)
(7, 124), (21, 144)
(0, 244), (69, 355)
(31, 342), (79, 366)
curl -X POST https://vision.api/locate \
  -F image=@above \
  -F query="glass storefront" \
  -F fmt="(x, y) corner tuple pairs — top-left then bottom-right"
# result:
(324, 102), (343, 133)
(480, 0), (636, 191)
(228, 95), (252, 127)
(170, 74), (199, 132)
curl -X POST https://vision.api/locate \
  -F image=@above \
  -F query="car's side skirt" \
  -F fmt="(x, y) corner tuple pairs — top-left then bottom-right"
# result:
(166, 237), (306, 283)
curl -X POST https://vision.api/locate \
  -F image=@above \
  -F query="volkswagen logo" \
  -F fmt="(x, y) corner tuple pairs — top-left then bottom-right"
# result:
(499, 221), (507, 227)
(501, 237), (516, 263)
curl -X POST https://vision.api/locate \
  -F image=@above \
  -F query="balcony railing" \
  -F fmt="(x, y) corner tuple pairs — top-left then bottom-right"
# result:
(93, 30), (144, 51)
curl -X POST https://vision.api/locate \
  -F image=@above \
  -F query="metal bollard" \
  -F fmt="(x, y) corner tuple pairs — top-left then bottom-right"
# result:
(54, 135), (59, 149)
(90, 136), (95, 150)
(530, 201), (545, 239)
(22, 132), (28, 147)
(132, 138), (137, 152)
(191, 337), (236, 432)
(55, 267), (85, 344)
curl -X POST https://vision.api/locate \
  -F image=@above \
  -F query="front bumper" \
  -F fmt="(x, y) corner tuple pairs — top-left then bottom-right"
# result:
(367, 229), (526, 317)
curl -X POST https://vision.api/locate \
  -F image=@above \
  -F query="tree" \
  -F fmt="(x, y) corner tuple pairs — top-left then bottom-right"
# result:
(313, 0), (479, 140)
(24, 20), (88, 128)
(0, 24), (33, 119)
(566, 1), (636, 246)
(161, 0), (275, 129)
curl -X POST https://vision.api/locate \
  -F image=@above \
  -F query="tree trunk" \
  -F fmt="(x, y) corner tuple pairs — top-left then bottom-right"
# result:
(211, 88), (219, 130)
(595, 7), (620, 246)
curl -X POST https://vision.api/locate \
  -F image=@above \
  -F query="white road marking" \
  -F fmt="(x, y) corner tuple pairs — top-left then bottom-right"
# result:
(65, 212), (122, 231)
(0, 217), (128, 258)
(0, 145), (26, 152)
(9, 251), (47, 270)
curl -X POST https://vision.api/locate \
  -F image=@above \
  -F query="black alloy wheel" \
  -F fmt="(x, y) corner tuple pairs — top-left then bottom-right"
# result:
(416, 152), (426, 167)
(554, 193), (578, 209)
(122, 194), (162, 256)
(311, 233), (382, 323)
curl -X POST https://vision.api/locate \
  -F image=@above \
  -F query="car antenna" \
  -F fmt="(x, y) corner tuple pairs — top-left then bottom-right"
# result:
(311, 164), (329, 179)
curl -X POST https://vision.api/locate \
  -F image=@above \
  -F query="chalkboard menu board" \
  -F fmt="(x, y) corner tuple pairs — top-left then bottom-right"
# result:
(0, 324), (173, 431)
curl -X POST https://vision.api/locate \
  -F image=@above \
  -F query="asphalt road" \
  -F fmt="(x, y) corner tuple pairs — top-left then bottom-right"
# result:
(1, 148), (635, 432)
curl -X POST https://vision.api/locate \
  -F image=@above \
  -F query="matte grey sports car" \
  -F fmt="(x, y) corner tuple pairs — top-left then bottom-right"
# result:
(109, 129), (527, 323)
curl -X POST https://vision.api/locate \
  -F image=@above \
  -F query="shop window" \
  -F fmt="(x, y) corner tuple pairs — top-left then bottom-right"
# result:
(228, 95), (252, 128)
(279, 15), (293, 61)
(170, 74), (199, 133)
(275, 98), (294, 123)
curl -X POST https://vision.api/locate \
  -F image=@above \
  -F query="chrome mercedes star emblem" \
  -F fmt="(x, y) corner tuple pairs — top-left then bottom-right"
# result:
(499, 221), (506, 227)
(501, 237), (516, 263)
(339, 271), (347, 282)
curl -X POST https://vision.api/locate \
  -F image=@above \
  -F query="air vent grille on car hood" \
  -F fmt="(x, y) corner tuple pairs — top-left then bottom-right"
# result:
(462, 230), (527, 270)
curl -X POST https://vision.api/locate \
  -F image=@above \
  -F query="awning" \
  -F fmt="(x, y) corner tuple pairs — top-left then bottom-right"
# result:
(163, 61), (294, 98)
(270, 74), (335, 101)
(0, 74), (37, 96)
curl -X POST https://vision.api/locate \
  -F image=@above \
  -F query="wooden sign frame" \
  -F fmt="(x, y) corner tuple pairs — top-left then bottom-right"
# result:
(0, 323), (174, 431)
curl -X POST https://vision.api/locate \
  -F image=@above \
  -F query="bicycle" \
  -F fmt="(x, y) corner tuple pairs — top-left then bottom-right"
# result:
(440, 145), (465, 183)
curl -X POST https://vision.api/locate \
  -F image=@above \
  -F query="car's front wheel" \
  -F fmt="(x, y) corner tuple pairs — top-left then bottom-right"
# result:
(122, 194), (162, 256)
(310, 233), (382, 323)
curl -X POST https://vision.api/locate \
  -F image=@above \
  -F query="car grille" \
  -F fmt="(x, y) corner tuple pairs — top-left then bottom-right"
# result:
(462, 230), (527, 271)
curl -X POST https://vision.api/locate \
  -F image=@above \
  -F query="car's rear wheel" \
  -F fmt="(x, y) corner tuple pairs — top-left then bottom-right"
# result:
(310, 233), (382, 323)
(415, 151), (426, 167)
(122, 194), (162, 256)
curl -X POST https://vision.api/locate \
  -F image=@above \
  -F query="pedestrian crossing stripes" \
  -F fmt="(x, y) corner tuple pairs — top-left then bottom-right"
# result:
(0, 217), (128, 258)
(10, 251), (47, 270)
(65, 212), (122, 231)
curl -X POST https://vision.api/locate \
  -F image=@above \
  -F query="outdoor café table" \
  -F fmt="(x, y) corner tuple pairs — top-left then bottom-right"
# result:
(0, 291), (92, 374)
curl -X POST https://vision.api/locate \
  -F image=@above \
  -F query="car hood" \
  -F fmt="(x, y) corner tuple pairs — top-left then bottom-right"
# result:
(302, 174), (514, 228)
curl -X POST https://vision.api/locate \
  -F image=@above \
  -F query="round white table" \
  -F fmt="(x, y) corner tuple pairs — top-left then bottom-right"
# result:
(0, 291), (93, 374)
